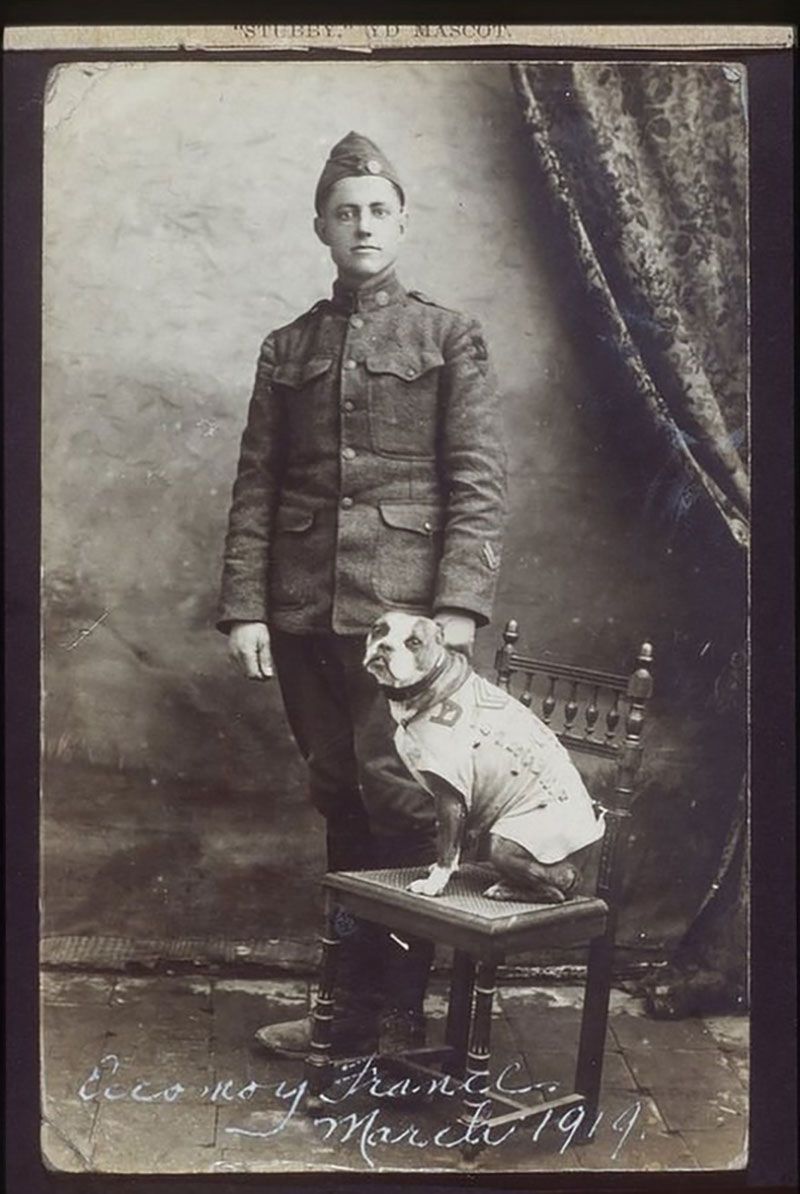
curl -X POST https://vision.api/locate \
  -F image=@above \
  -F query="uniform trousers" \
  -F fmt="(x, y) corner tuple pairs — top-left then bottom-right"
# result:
(269, 628), (438, 1017)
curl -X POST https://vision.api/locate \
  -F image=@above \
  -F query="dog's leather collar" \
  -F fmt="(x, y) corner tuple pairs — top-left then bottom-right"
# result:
(379, 651), (451, 704)
(381, 651), (473, 729)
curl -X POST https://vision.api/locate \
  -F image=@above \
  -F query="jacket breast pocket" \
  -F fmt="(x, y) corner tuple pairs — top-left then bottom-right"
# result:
(373, 501), (445, 606)
(365, 349), (443, 458)
(272, 357), (334, 449)
(269, 506), (316, 609)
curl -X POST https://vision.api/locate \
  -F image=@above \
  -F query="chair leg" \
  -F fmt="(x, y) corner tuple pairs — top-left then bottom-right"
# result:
(458, 962), (497, 1159)
(574, 927), (615, 1125)
(444, 951), (475, 1077)
(463, 962), (497, 1113)
(304, 911), (340, 1098)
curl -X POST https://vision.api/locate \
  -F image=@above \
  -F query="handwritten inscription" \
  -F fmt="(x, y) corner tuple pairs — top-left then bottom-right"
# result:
(77, 1052), (642, 1168)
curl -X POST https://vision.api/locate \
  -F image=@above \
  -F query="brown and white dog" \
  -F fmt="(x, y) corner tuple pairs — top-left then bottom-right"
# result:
(364, 611), (601, 902)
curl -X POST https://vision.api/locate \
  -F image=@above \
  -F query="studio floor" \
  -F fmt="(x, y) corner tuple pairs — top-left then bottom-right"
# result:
(41, 969), (748, 1175)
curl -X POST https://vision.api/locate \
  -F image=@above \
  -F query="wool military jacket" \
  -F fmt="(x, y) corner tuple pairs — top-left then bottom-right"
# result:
(218, 270), (507, 636)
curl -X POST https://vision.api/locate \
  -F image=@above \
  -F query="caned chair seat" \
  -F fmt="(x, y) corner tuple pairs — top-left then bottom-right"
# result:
(325, 864), (609, 959)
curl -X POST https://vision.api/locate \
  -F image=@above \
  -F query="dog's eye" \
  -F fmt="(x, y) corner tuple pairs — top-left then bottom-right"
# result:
(406, 636), (421, 649)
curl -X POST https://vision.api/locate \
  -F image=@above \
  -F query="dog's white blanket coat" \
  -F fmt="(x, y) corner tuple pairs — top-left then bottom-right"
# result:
(394, 670), (604, 865)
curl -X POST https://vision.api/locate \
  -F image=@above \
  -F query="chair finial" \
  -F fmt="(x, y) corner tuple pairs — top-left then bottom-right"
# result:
(496, 619), (520, 693)
(503, 619), (519, 646)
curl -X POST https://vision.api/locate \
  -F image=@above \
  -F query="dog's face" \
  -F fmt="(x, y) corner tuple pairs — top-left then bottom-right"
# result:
(364, 611), (444, 688)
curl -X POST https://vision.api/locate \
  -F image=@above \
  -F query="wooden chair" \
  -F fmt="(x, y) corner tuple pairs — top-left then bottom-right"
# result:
(304, 621), (654, 1148)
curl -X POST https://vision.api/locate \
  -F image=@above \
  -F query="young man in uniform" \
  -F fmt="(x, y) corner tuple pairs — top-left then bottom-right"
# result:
(218, 132), (506, 1055)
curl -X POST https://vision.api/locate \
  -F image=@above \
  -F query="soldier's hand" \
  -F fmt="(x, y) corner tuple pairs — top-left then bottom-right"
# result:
(434, 609), (477, 660)
(228, 621), (274, 681)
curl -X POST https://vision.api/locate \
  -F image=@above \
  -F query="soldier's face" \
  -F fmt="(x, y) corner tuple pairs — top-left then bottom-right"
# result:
(315, 176), (406, 283)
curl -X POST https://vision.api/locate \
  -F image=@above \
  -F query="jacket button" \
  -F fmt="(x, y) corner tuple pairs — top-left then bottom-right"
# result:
(343, 400), (355, 412)
(406, 367), (416, 378)
(376, 291), (389, 306)
(349, 315), (364, 329)
(342, 447), (356, 461)
(423, 521), (432, 533)
(341, 496), (354, 509)
(344, 358), (357, 370)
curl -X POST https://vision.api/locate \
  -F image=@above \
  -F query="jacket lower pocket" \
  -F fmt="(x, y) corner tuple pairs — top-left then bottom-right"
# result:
(372, 501), (444, 606)
(269, 507), (316, 608)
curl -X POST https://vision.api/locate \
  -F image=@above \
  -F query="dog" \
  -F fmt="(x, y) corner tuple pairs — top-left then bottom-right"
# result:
(364, 611), (605, 902)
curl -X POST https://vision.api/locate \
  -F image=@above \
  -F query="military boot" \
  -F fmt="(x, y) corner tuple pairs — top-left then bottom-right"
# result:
(254, 908), (382, 1058)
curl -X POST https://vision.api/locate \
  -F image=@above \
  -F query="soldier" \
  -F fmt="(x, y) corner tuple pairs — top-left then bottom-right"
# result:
(218, 132), (506, 1056)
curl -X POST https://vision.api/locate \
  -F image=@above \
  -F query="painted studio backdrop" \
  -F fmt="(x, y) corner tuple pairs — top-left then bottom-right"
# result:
(42, 61), (748, 987)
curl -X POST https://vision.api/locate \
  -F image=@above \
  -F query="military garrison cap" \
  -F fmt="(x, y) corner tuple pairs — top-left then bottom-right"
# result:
(315, 131), (405, 213)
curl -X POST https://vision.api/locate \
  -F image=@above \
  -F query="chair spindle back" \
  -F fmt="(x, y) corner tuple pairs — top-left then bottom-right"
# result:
(494, 619), (654, 902)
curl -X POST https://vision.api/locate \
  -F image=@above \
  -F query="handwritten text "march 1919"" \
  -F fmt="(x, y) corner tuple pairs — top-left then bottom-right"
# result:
(78, 1052), (642, 1168)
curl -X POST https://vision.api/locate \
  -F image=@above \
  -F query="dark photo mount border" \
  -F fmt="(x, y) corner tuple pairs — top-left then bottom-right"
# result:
(4, 28), (796, 1194)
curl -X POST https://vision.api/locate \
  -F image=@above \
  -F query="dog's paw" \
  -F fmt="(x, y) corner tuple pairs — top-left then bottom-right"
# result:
(484, 879), (566, 904)
(408, 867), (452, 897)
(408, 879), (448, 897)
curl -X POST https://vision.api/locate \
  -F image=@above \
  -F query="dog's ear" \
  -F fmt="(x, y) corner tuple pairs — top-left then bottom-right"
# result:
(434, 620), (445, 645)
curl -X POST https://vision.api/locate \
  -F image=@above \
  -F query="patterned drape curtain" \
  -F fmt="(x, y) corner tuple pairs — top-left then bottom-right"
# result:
(510, 62), (749, 549)
(510, 63), (749, 1013)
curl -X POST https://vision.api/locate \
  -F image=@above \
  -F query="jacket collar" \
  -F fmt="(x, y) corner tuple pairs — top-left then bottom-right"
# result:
(330, 268), (406, 314)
